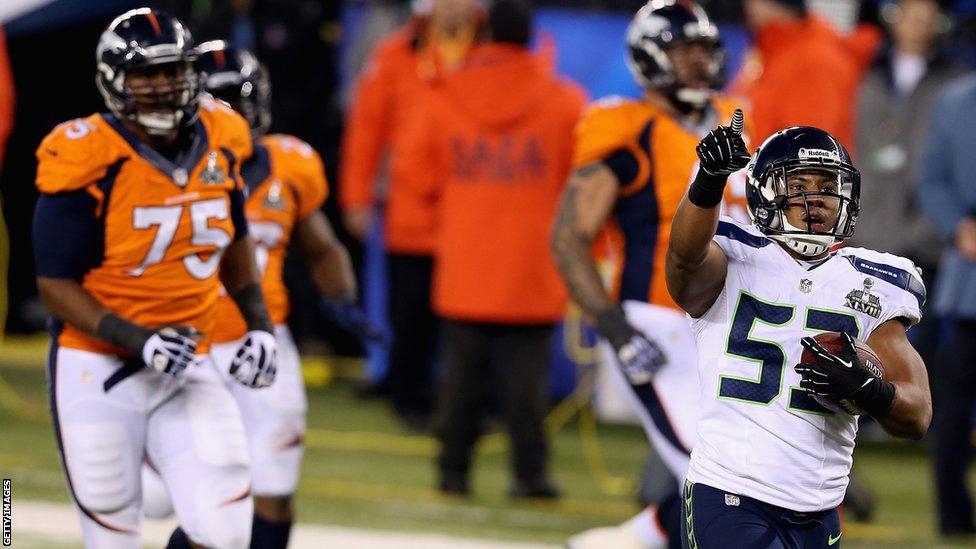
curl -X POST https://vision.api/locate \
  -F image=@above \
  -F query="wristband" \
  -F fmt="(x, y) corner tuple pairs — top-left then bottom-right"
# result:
(594, 306), (634, 349)
(95, 313), (153, 355)
(687, 169), (729, 209)
(231, 283), (273, 333)
(854, 379), (897, 417)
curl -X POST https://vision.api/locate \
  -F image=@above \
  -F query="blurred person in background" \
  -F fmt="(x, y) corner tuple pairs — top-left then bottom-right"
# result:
(553, 2), (749, 547)
(401, 0), (585, 498)
(340, 0), (484, 429)
(734, 0), (879, 148)
(0, 25), (12, 171)
(141, 41), (378, 548)
(850, 0), (964, 439)
(917, 65), (976, 537)
(0, 24), (14, 338)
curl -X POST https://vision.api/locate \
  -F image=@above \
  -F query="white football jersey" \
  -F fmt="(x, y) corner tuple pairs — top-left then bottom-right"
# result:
(685, 217), (925, 512)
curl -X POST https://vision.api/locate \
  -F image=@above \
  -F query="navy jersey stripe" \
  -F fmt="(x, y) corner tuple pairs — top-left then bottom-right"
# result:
(632, 379), (692, 455)
(615, 121), (658, 302)
(845, 255), (927, 309)
(241, 142), (271, 194)
(715, 221), (771, 249)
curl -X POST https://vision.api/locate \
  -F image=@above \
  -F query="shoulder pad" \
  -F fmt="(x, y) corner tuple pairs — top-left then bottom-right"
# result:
(573, 97), (653, 168)
(839, 247), (926, 308)
(262, 134), (328, 218)
(198, 97), (253, 162)
(36, 115), (124, 194)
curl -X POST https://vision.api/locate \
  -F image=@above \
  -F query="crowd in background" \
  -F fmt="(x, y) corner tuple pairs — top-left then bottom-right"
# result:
(2, 0), (976, 537)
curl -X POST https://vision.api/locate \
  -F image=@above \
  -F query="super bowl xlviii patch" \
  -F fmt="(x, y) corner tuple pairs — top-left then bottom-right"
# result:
(200, 152), (227, 184)
(263, 181), (286, 210)
(844, 277), (882, 318)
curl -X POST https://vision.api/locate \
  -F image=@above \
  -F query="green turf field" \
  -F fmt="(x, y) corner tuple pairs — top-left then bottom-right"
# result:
(1, 336), (974, 548)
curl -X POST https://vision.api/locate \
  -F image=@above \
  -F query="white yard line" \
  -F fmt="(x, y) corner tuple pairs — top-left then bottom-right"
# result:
(12, 500), (559, 549)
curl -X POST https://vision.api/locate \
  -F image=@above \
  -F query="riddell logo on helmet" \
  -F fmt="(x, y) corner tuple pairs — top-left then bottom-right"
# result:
(798, 148), (841, 162)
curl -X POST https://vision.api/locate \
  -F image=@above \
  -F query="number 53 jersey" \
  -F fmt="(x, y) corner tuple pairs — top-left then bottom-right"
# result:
(686, 217), (925, 512)
(33, 98), (253, 355)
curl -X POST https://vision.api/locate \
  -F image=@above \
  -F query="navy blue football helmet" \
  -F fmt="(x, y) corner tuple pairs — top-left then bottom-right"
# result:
(196, 40), (271, 137)
(626, 0), (725, 111)
(746, 127), (861, 257)
(96, 8), (201, 136)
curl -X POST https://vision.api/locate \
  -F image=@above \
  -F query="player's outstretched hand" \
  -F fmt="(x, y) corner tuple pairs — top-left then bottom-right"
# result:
(230, 330), (277, 388)
(142, 326), (199, 376)
(320, 298), (389, 347)
(696, 109), (751, 177)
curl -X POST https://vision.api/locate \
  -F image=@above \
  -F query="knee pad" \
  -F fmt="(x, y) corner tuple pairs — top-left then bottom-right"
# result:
(249, 410), (305, 497)
(63, 422), (139, 514)
(180, 464), (253, 549)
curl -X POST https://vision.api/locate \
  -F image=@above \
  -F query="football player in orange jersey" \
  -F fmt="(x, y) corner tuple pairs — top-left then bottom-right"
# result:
(31, 9), (276, 549)
(139, 40), (377, 548)
(551, 2), (749, 548)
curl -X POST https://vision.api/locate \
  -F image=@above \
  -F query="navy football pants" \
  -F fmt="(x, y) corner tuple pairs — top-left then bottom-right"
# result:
(681, 482), (842, 548)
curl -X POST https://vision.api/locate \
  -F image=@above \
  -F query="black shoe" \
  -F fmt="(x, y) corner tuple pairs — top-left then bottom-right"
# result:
(509, 478), (560, 499)
(439, 473), (470, 496)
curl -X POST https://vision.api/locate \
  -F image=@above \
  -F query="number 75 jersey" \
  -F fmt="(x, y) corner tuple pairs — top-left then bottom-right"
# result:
(685, 217), (925, 512)
(33, 98), (253, 355)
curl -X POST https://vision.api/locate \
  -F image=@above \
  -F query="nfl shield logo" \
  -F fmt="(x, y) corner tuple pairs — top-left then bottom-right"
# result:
(799, 279), (813, 293)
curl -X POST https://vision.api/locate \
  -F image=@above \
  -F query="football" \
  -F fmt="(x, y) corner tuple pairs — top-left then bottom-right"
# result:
(800, 332), (887, 415)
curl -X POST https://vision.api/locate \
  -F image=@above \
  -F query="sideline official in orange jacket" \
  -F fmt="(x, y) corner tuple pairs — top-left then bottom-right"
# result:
(733, 0), (880, 150)
(340, 0), (483, 427)
(401, 0), (585, 497)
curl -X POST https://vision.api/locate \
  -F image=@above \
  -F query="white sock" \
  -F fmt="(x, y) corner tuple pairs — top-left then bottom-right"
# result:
(627, 505), (667, 549)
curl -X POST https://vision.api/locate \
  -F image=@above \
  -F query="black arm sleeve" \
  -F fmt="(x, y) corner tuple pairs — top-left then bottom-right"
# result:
(230, 188), (249, 241)
(230, 282), (272, 333)
(32, 190), (104, 280)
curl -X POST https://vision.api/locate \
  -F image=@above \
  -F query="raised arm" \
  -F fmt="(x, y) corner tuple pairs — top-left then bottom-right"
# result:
(665, 112), (750, 317)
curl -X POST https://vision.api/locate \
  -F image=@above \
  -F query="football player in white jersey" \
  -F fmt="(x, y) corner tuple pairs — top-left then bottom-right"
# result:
(665, 119), (932, 548)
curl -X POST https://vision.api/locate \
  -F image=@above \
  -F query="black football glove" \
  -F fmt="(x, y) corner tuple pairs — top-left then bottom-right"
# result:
(795, 332), (895, 416)
(596, 307), (667, 384)
(695, 125), (751, 177)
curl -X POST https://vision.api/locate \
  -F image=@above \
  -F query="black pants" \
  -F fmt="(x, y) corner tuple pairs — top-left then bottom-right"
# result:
(435, 320), (553, 483)
(386, 253), (439, 418)
(933, 319), (976, 534)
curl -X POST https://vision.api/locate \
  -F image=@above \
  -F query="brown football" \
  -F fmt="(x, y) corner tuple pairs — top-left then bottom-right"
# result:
(800, 332), (886, 415)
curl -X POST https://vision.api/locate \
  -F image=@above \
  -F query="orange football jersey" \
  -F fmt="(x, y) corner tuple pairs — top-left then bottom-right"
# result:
(35, 98), (253, 355)
(573, 96), (751, 310)
(211, 134), (329, 343)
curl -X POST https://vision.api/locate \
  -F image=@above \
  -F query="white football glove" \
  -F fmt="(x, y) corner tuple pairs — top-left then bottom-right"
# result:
(229, 330), (277, 388)
(142, 327), (198, 376)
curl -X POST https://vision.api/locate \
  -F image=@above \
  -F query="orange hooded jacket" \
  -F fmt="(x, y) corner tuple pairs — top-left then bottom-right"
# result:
(735, 16), (879, 152)
(340, 21), (477, 255)
(0, 26), (14, 170)
(400, 44), (586, 323)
